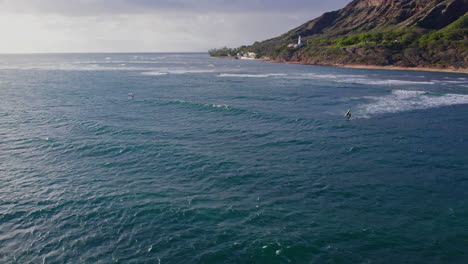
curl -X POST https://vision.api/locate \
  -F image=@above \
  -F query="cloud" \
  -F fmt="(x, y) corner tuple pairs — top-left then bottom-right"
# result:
(0, 0), (351, 15)
(0, 11), (317, 53)
(0, 0), (352, 53)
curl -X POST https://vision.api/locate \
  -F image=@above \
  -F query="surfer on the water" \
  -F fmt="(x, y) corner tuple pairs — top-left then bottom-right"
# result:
(345, 109), (351, 120)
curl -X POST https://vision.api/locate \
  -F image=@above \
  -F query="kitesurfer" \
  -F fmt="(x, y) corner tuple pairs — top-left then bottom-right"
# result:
(345, 109), (351, 120)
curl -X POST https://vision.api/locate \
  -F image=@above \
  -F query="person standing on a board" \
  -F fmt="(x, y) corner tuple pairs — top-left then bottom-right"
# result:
(345, 109), (351, 120)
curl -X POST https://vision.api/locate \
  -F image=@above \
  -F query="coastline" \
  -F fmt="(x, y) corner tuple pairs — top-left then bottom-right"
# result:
(338, 64), (468, 74)
(261, 59), (468, 74)
(211, 56), (468, 74)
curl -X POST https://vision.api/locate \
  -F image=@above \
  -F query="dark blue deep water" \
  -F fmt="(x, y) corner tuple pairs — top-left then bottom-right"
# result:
(1, 53), (467, 263)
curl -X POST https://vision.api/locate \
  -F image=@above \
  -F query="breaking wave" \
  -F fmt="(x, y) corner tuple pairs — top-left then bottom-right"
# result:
(294, 73), (435, 86)
(165, 69), (216, 74)
(141, 72), (169, 76)
(218, 73), (287, 78)
(349, 79), (435, 85)
(358, 90), (468, 117)
(296, 73), (366, 80)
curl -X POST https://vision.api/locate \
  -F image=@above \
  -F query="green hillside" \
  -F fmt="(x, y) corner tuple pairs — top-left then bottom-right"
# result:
(210, 0), (468, 70)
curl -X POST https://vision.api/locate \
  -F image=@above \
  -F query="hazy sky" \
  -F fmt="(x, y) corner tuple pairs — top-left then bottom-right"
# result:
(0, 0), (351, 53)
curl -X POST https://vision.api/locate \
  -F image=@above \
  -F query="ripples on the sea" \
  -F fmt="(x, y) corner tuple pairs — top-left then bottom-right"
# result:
(0, 53), (467, 263)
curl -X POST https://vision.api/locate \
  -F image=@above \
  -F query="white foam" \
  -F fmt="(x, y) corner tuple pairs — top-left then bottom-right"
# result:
(218, 73), (287, 78)
(442, 80), (468, 84)
(390, 90), (426, 97)
(72, 60), (162, 64)
(339, 79), (435, 85)
(141, 72), (168, 76)
(358, 89), (468, 117)
(205, 103), (230, 110)
(295, 73), (366, 80)
(0, 64), (152, 71)
(168, 69), (215, 74)
(268, 74), (288, 77)
(293, 73), (436, 86)
(0, 62), (246, 75)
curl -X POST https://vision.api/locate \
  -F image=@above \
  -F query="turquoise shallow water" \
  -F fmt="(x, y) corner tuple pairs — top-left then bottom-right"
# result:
(0, 53), (467, 263)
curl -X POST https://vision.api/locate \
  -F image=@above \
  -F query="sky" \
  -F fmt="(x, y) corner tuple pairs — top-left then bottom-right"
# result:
(0, 0), (351, 53)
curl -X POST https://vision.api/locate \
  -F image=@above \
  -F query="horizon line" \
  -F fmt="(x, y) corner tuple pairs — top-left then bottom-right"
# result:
(0, 51), (210, 55)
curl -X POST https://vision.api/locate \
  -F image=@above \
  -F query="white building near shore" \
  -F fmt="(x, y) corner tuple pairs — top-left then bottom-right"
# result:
(238, 52), (257, 60)
(288, 36), (303, 48)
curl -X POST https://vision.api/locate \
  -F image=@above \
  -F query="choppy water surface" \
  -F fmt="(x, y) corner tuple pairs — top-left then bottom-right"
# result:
(1, 53), (467, 263)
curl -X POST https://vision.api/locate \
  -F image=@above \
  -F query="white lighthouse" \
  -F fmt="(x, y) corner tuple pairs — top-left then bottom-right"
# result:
(297, 36), (302, 47)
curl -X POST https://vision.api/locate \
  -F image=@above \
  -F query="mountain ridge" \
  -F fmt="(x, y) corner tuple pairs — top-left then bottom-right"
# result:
(290, 0), (467, 35)
(210, 0), (468, 71)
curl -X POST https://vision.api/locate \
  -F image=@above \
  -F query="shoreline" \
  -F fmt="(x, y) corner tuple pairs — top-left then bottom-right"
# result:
(211, 56), (468, 74)
(337, 64), (468, 74)
(262, 59), (468, 74)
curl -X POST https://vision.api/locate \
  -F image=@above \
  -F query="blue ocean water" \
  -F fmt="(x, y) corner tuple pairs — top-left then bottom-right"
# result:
(0, 53), (467, 263)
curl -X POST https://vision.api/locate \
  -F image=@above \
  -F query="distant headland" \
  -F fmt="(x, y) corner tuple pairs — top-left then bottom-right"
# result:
(209, 0), (468, 73)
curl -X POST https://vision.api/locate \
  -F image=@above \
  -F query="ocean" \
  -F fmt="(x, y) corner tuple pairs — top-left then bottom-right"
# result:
(0, 53), (467, 263)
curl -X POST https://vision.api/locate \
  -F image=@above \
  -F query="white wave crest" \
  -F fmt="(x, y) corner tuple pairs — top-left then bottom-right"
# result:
(141, 72), (168, 76)
(294, 73), (435, 86)
(167, 69), (215, 74)
(205, 103), (230, 110)
(367, 80), (434, 85)
(442, 80), (468, 84)
(295, 73), (366, 80)
(390, 90), (426, 97)
(0, 64), (153, 71)
(218, 73), (287, 78)
(358, 89), (468, 117)
(337, 79), (435, 85)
